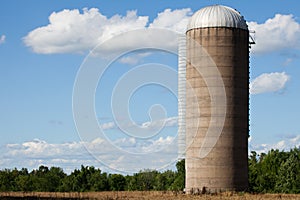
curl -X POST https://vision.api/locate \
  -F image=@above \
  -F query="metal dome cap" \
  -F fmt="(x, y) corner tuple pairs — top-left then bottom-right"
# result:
(187, 5), (248, 31)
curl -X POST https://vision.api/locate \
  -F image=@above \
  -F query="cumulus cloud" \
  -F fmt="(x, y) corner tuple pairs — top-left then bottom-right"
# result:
(100, 116), (177, 131)
(248, 14), (300, 54)
(141, 116), (178, 129)
(250, 72), (290, 94)
(23, 8), (148, 54)
(250, 135), (300, 154)
(149, 8), (192, 32)
(23, 8), (192, 55)
(23, 7), (300, 56)
(1, 136), (177, 173)
(1, 139), (90, 173)
(119, 52), (151, 65)
(5, 139), (85, 158)
(0, 35), (5, 44)
(100, 121), (115, 130)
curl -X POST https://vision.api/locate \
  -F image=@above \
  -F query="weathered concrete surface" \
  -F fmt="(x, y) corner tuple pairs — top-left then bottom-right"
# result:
(185, 27), (249, 193)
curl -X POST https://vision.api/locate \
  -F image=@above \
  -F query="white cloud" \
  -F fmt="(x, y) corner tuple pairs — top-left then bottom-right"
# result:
(0, 35), (5, 44)
(23, 8), (192, 54)
(23, 8), (148, 54)
(248, 14), (300, 54)
(5, 138), (86, 158)
(100, 116), (178, 131)
(149, 8), (192, 32)
(250, 72), (290, 94)
(250, 135), (300, 154)
(1, 135), (178, 173)
(140, 136), (174, 153)
(141, 116), (178, 129)
(118, 52), (151, 65)
(164, 116), (178, 126)
(24, 8), (300, 56)
(100, 121), (115, 130)
(282, 58), (293, 66)
(112, 136), (174, 154)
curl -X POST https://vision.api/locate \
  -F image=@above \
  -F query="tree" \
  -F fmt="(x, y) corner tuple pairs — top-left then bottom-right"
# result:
(0, 169), (16, 191)
(248, 148), (300, 193)
(170, 159), (185, 191)
(155, 170), (175, 190)
(136, 170), (158, 191)
(89, 170), (109, 191)
(46, 167), (66, 192)
(275, 148), (300, 193)
(248, 151), (259, 192)
(15, 168), (34, 191)
(109, 174), (126, 191)
(125, 173), (138, 191)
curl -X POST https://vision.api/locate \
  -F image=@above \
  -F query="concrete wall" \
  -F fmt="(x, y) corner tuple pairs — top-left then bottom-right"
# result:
(185, 27), (249, 193)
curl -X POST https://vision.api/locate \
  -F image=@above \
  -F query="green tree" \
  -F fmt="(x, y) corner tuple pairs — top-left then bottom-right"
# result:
(30, 165), (49, 191)
(137, 170), (158, 191)
(60, 174), (75, 192)
(275, 148), (300, 193)
(46, 167), (66, 191)
(89, 170), (109, 191)
(155, 170), (175, 190)
(170, 159), (185, 191)
(15, 168), (34, 191)
(248, 149), (299, 193)
(109, 174), (126, 191)
(0, 169), (15, 191)
(125, 174), (138, 191)
(249, 151), (259, 192)
(249, 149), (288, 193)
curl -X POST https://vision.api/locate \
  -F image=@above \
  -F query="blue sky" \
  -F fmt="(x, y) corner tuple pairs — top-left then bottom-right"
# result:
(0, 0), (300, 173)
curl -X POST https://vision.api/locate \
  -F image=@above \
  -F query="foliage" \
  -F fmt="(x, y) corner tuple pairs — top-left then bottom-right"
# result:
(248, 147), (300, 193)
(0, 160), (185, 192)
(171, 159), (185, 191)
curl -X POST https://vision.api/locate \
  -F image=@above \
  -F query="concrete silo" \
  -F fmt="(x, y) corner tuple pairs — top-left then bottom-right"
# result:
(184, 5), (249, 193)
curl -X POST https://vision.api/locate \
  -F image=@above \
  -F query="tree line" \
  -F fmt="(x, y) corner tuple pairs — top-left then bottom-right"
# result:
(0, 159), (185, 192)
(0, 147), (300, 193)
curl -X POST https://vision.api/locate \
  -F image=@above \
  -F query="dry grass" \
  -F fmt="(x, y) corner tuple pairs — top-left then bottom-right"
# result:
(0, 191), (300, 200)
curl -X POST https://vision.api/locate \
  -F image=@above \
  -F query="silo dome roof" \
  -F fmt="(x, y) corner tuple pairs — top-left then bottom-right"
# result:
(187, 5), (248, 31)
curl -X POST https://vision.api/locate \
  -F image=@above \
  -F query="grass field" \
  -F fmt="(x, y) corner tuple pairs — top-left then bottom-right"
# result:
(1, 191), (300, 200)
